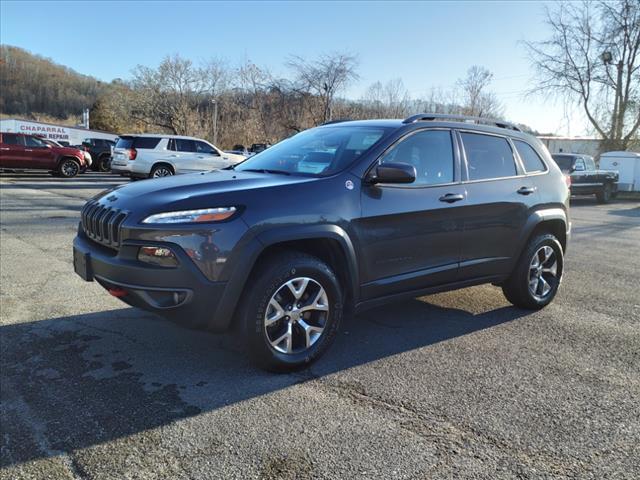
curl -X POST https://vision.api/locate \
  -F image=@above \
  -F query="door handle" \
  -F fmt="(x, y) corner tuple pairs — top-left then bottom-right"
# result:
(439, 193), (465, 203)
(517, 186), (537, 195)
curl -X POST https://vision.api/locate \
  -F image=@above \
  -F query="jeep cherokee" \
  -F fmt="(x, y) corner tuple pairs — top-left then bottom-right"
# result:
(73, 114), (570, 371)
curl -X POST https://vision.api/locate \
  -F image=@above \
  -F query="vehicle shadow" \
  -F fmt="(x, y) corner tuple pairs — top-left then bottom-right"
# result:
(1, 298), (530, 467)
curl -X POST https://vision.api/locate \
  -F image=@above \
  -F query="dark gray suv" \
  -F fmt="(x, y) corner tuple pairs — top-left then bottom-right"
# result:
(73, 114), (570, 371)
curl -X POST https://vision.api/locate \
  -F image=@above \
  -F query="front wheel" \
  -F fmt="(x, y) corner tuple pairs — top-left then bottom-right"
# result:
(240, 252), (343, 372)
(502, 233), (563, 309)
(58, 158), (80, 178)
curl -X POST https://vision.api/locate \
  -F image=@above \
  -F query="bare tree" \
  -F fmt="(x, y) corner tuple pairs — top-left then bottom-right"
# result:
(131, 54), (228, 135)
(288, 52), (359, 123)
(525, 0), (640, 151)
(457, 66), (503, 118)
(362, 78), (411, 118)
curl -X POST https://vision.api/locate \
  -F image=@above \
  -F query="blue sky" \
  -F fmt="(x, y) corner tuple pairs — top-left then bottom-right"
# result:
(0, 0), (588, 134)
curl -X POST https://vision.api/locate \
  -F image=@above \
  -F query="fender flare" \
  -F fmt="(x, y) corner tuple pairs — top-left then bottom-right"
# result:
(210, 224), (359, 331)
(517, 207), (568, 253)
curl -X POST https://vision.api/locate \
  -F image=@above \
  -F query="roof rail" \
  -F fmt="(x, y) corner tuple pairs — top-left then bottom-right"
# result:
(402, 113), (521, 132)
(320, 118), (351, 126)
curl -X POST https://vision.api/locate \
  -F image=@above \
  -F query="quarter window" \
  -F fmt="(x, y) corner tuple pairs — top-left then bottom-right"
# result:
(461, 132), (516, 180)
(514, 140), (546, 173)
(379, 130), (454, 186)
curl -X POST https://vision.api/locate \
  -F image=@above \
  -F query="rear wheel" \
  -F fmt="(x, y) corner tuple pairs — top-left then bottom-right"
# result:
(58, 158), (80, 178)
(97, 155), (111, 172)
(502, 233), (563, 309)
(150, 164), (174, 178)
(240, 251), (343, 372)
(596, 183), (612, 203)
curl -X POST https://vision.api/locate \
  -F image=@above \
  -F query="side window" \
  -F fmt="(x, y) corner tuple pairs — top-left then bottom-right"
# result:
(25, 136), (46, 147)
(195, 141), (218, 155)
(574, 158), (586, 171)
(1, 134), (22, 145)
(461, 132), (516, 180)
(585, 157), (596, 170)
(514, 140), (546, 173)
(175, 139), (196, 153)
(380, 130), (454, 186)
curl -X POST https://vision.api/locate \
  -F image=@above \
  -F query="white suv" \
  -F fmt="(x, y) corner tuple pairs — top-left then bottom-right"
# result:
(111, 135), (246, 179)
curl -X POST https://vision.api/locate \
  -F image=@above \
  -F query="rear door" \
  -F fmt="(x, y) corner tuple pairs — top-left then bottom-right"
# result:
(457, 131), (540, 279)
(356, 128), (466, 300)
(0, 133), (26, 168)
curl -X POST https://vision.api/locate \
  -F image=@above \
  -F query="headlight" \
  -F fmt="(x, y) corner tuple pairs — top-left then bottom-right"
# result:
(142, 207), (237, 224)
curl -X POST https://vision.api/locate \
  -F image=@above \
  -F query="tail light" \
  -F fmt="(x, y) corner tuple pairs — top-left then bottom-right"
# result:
(127, 148), (137, 160)
(564, 174), (571, 188)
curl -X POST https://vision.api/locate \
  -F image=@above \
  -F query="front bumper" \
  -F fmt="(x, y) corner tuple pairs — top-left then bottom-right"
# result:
(73, 233), (230, 331)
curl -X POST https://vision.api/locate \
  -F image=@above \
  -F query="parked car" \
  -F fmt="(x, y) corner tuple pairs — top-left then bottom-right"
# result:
(225, 144), (249, 156)
(551, 153), (618, 203)
(42, 138), (92, 171)
(0, 132), (87, 177)
(110, 134), (245, 179)
(599, 151), (640, 193)
(81, 138), (116, 172)
(74, 114), (570, 371)
(247, 143), (271, 156)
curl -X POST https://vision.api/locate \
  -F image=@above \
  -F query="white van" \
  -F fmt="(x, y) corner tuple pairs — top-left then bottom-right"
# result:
(599, 151), (640, 192)
(111, 134), (246, 179)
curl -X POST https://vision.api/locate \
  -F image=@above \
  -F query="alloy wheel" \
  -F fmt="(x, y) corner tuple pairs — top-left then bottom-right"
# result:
(528, 245), (558, 301)
(152, 167), (173, 177)
(62, 161), (79, 177)
(264, 277), (329, 354)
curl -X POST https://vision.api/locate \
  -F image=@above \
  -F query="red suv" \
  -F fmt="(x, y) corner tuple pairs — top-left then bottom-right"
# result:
(0, 133), (87, 177)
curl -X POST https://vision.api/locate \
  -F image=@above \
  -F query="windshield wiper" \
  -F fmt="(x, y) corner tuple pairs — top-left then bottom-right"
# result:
(242, 168), (291, 176)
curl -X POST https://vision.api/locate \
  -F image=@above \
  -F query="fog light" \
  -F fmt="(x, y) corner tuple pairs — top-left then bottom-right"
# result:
(138, 246), (178, 267)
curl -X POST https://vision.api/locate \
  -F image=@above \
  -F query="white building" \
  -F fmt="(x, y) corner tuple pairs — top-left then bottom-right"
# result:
(0, 118), (118, 146)
(537, 136), (602, 157)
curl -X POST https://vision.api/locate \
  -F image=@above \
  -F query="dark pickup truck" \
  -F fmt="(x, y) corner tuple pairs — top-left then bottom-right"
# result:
(552, 153), (618, 203)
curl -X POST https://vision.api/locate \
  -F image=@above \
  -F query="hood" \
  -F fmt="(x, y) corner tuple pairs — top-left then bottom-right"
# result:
(54, 146), (83, 156)
(99, 169), (315, 212)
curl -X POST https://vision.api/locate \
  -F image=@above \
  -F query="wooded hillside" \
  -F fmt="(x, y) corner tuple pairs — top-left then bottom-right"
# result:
(0, 45), (104, 119)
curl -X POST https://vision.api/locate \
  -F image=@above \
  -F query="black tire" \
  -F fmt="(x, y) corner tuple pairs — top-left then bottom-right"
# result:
(596, 183), (612, 204)
(150, 164), (174, 178)
(502, 233), (563, 310)
(240, 251), (343, 372)
(97, 155), (111, 172)
(58, 158), (80, 178)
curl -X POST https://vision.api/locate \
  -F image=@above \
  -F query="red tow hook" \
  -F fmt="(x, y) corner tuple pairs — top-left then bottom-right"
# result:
(107, 288), (128, 298)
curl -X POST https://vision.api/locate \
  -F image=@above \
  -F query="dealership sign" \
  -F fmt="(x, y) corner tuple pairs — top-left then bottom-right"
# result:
(18, 123), (71, 142)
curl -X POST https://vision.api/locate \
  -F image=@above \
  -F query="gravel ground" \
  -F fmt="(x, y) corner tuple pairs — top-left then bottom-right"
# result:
(1, 171), (639, 480)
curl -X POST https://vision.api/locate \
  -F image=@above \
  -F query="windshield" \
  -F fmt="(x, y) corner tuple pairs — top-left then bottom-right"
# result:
(235, 126), (391, 176)
(552, 154), (575, 172)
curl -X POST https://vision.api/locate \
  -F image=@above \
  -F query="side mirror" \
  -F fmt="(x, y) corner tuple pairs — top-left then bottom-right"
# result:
(368, 162), (416, 184)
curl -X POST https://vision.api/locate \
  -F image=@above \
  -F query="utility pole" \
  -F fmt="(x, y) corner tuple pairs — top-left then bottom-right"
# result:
(211, 99), (218, 146)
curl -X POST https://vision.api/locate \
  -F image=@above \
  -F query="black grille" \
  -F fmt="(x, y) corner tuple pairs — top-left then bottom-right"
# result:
(81, 200), (127, 249)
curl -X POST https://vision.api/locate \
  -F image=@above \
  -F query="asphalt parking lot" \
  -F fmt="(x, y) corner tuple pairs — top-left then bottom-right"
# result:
(1, 172), (639, 480)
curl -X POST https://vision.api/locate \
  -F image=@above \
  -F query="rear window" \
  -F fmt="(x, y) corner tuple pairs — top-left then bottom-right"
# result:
(461, 132), (517, 180)
(514, 140), (546, 173)
(116, 136), (161, 150)
(551, 154), (575, 172)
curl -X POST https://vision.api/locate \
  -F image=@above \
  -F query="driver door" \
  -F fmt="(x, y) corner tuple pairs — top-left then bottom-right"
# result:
(193, 140), (229, 171)
(24, 135), (55, 169)
(354, 129), (466, 300)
